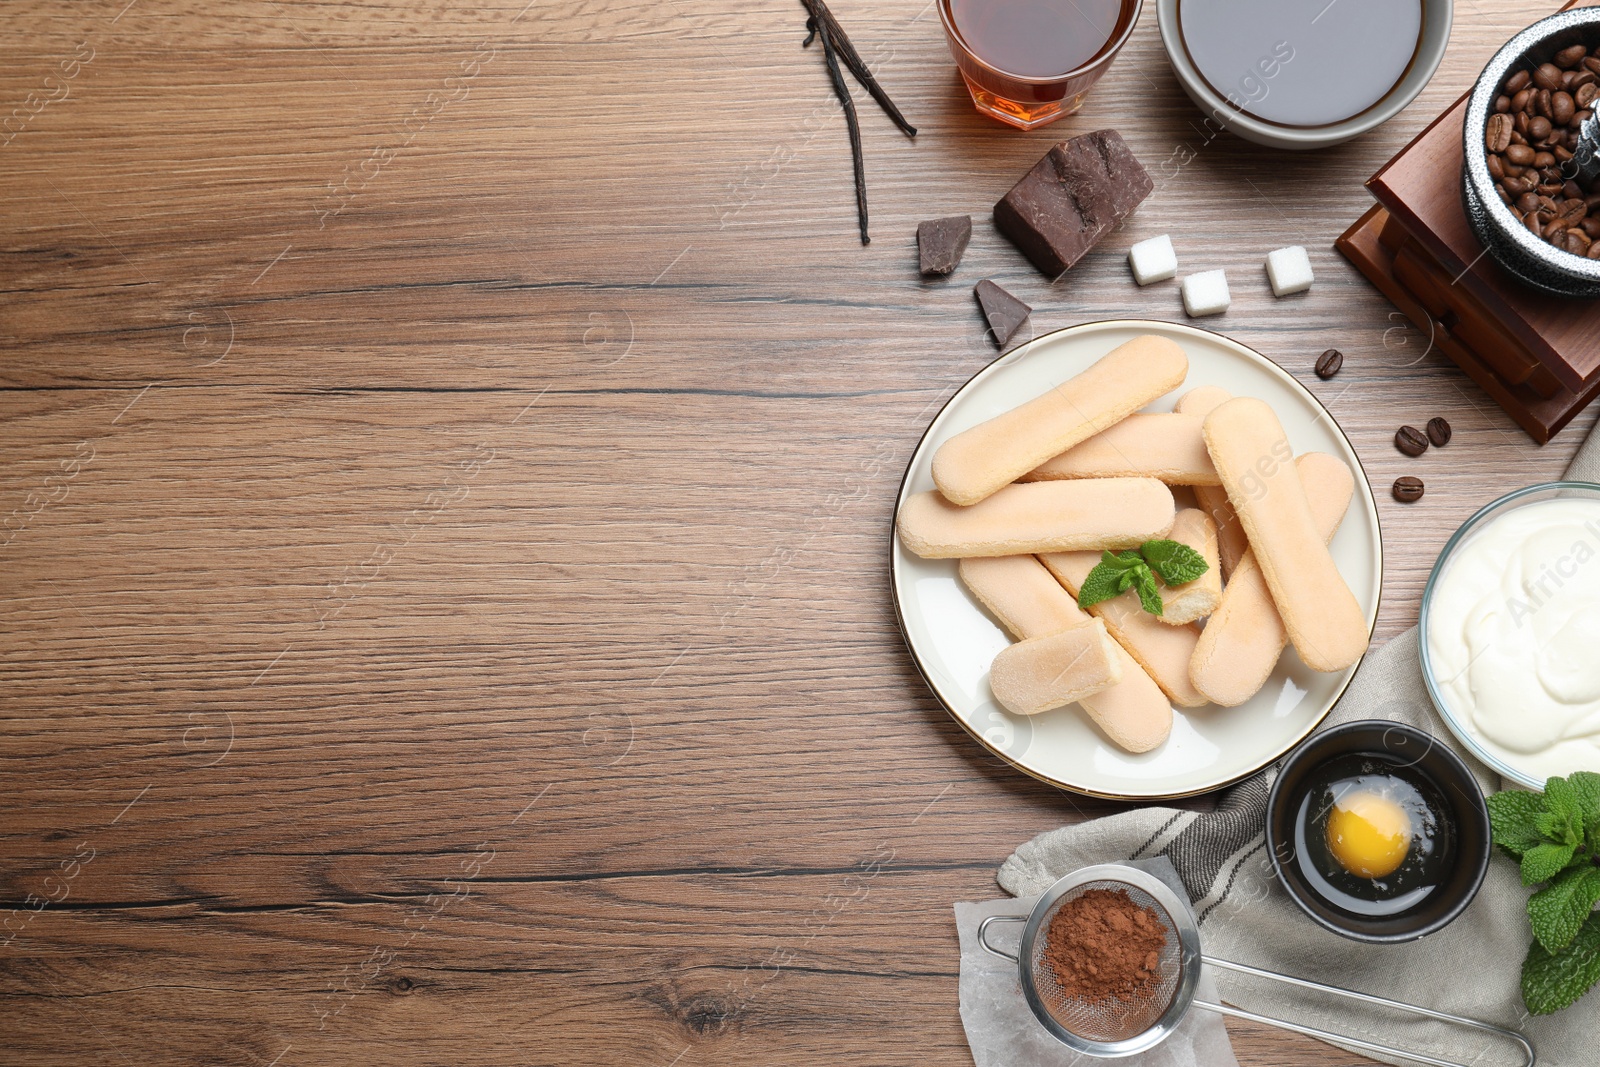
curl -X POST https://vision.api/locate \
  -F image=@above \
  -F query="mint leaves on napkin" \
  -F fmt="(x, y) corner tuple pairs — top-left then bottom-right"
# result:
(1489, 772), (1600, 1014)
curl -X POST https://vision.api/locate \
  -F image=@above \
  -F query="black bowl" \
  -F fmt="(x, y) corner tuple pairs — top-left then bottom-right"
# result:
(1265, 720), (1491, 944)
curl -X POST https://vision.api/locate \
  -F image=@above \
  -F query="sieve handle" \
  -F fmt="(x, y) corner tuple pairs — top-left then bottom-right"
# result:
(1193, 955), (1535, 1067)
(976, 914), (1025, 962)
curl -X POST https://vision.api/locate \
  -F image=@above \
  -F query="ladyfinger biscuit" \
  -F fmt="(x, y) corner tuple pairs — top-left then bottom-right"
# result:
(989, 619), (1121, 717)
(932, 335), (1188, 505)
(958, 556), (1173, 751)
(1203, 398), (1368, 672)
(1174, 386), (1247, 577)
(897, 478), (1174, 559)
(1038, 551), (1208, 707)
(1155, 508), (1221, 625)
(1024, 414), (1220, 486)
(1190, 453), (1354, 706)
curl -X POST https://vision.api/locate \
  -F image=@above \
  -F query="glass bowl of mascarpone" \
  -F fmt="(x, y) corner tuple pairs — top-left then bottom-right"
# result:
(1421, 482), (1600, 789)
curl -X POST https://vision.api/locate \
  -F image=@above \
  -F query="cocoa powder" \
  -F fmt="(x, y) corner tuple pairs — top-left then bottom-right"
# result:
(1041, 888), (1167, 1002)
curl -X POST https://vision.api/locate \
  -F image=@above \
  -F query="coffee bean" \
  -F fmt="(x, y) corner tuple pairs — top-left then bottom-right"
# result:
(1554, 91), (1576, 125)
(1395, 425), (1429, 456)
(1513, 87), (1534, 111)
(1534, 150), (1558, 169)
(1589, 242), (1600, 259)
(1568, 229), (1592, 255)
(1535, 63), (1564, 91)
(1392, 477), (1425, 503)
(1557, 44), (1589, 69)
(1506, 143), (1535, 165)
(1529, 115), (1553, 141)
(1508, 69), (1532, 93)
(1426, 417), (1452, 447)
(1487, 112), (1514, 152)
(1495, 94), (1511, 113)
(1314, 348), (1343, 379)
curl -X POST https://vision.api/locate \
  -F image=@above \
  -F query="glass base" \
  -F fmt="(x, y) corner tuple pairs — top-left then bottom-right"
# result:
(962, 74), (1086, 130)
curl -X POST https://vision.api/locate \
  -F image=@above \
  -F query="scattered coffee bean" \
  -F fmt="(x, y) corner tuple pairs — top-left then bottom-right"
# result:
(1393, 476), (1425, 503)
(1426, 417), (1452, 447)
(1395, 425), (1429, 457)
(1314, 348), (1343, 379)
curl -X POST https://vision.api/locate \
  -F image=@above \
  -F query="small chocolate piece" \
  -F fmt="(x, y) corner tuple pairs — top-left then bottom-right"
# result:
(1395, 425), (1429, 457)
(975, 279), (1032, 347)
(1314, 348), (1343, 379)
(994, 130), (1153, 278)
(1426, 417), (1452, 447)
(1392, 476), (1425, 503)
(917, 215), (972, 276)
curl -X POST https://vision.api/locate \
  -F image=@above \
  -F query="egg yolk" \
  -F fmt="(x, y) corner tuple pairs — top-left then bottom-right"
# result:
(1326, 791), (1412, 879)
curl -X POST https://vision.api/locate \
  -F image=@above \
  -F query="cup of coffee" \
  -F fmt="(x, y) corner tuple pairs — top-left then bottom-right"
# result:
(937, 0), (1143, 130)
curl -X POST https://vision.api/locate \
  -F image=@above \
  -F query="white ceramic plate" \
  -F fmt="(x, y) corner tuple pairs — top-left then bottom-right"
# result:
(891, 320), (1383, 800)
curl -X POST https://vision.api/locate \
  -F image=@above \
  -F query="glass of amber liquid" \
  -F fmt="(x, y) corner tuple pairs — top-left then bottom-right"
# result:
(938, 0), (1143, 130)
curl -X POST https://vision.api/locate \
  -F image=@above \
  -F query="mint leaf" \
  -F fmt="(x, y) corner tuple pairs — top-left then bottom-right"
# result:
(1523, 910), (1600, 1014)
(1135, 569), (1164, 616)
(1568, 771), (1600, 846)
(1524, 841), (1580, 886)
(1529, 868), (1600, 954)
(1567, 771), (1600, 816)
(1141, 539), (1209, 586)
(1102, 550), (1146, 573)
(1542, 776), (1584, 848)
(1077, 561), (1130, 610)
(1488, 789), (1549, 858)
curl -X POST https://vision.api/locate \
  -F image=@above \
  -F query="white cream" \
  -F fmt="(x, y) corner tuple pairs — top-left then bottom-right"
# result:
(1427, 497), (1600, 780)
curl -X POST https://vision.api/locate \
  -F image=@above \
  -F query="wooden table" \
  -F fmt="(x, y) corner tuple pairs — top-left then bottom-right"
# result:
(0, 2), (1584, 1064)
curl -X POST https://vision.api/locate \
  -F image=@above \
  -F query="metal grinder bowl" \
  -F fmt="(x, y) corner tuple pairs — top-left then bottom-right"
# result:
(1463, 8), (1600, 297)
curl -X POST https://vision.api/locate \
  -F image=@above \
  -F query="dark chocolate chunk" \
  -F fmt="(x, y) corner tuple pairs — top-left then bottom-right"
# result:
(917, 215), (972, 276)
(994, 130), (1153, 278)
(975, 279), (1031, 347)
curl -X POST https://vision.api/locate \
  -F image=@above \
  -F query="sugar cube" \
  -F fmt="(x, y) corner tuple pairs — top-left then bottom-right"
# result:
(1265, 245), (1314, 296)
(1128, 234), (1177, 286)
(1181, 270), (1230, 317)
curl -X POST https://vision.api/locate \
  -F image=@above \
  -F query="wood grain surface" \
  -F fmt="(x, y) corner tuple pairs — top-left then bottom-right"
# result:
(0, 2), (1583, 1064)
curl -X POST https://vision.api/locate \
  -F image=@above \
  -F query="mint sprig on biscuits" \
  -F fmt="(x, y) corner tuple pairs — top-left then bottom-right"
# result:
(1077, 539), (1210, 617)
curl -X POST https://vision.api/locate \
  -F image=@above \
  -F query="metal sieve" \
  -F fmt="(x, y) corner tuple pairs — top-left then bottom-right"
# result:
(978, 864), (1535, 1067)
